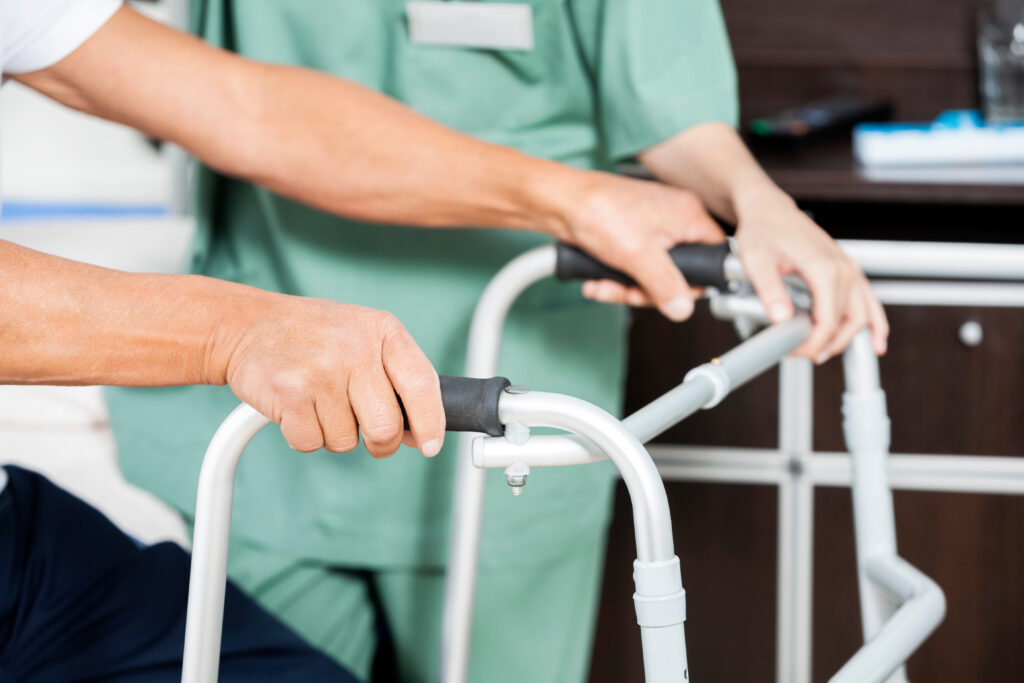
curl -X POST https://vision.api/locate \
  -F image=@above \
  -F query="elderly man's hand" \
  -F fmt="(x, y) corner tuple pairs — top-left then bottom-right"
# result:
(214, 295), (444, 458)
(551, 172), (727, 322)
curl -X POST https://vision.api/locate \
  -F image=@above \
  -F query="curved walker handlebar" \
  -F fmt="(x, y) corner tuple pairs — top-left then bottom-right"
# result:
(181, 379), (689, 683)
(182, 376), (509, 683)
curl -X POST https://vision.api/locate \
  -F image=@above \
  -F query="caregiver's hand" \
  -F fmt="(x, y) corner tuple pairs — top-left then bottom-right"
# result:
(636, 121), (888, 364)
(555, 172), (727, 322)
(732, 189), (888, 363)
(217, 295), (444, 458)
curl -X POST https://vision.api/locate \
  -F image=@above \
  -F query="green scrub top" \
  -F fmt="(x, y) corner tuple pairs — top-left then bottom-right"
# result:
(106, 0), (737, 569)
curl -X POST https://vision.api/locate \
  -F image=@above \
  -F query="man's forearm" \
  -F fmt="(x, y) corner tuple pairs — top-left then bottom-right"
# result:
(639, 121), (795, 225)
(17, 6), (579, 238)
(0, 239), (451, 453)
(230, 61), (578, 233)
(0, 240), (250, 386)
(12, 5), (736, 323)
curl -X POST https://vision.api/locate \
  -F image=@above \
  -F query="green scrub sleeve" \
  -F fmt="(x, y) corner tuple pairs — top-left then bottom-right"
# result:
(569, 0), (740, 161)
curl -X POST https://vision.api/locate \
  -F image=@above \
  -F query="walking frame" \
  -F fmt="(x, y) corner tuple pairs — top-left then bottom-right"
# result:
(180, 239), (987, 683)
(438, 242), (944, 683)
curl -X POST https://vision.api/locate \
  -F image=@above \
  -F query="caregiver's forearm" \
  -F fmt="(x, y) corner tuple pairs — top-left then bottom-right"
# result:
(639, 121), (793, 224)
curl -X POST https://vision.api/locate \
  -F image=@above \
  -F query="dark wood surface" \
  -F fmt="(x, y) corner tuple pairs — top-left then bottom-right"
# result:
(721, 0), (981, 123)
(715, 0), (1024, 206)
(751, 139), (1024, 206)
(590, 301), (1024, 682)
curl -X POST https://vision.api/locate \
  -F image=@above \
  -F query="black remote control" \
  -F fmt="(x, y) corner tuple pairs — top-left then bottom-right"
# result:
(748, 96), (891, 142)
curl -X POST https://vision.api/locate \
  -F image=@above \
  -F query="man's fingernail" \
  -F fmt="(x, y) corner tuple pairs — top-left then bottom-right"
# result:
(814, 352), (830, 365)
(663, 296), (693, 321)
(421, 439), (441, 457)
(769, 302), (791, 323)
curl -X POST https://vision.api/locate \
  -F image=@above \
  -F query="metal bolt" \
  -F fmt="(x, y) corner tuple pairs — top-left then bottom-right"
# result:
(505, 463), (530, 496)
(504, 385), (530, 394)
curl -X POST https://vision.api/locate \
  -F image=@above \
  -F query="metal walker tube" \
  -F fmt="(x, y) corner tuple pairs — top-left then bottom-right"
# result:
(839, 239), (1024, 281)
(440, 246), (557, 683)
(472, 316), (812, 470)
(492, 390), (688, 682)
(829, 331), (945, 683)
(182, 404), (270, 683)
(495, 391), (674, 561)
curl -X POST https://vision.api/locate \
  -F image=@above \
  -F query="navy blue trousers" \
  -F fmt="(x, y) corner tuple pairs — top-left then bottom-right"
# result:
(0, 466), (356, 682)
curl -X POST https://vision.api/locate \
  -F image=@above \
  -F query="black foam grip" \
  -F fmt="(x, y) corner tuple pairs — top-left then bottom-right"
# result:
(555, 242), (730, 290)
(439, 375), (510, 436)
(400, 375), (511, 437)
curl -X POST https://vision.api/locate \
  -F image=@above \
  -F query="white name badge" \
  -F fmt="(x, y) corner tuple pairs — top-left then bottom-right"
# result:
(406, 1), (534, 51)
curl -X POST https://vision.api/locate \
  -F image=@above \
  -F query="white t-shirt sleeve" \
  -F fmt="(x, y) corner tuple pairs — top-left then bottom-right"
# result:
(2, 0), (122, 75)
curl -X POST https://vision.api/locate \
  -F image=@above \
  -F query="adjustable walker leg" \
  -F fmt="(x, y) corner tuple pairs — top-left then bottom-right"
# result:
(830, 330), (945, 683)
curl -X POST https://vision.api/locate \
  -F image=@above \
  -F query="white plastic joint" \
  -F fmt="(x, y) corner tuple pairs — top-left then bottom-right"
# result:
(471, 436), (486, 469)
(503, 421), (530, 446)
(841, 389), (891, 453)
(633, 557), (687, 628)
(683, 361), (731, 409)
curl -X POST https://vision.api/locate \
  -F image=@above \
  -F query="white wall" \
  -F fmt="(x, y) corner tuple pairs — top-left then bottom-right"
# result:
(1, 34), (193, 545)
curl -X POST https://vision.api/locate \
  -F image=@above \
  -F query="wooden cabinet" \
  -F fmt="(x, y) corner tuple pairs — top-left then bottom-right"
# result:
(590, 302), (1024, 681)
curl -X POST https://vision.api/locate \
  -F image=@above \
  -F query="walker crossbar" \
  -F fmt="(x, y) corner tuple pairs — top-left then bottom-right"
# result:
(441, 242), (945, 683)
(473, 316), (812, 470)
